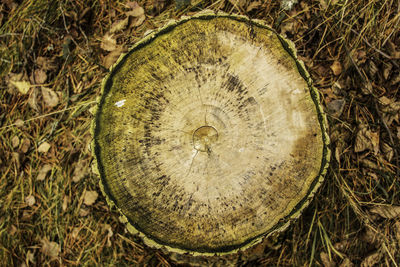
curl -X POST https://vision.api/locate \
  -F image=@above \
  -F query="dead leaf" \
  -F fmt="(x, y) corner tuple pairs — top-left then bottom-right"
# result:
(25, 195), (36, 206)
(386, 40), (400, 59)
(354, 125), (379, 154)
(72, 160), (88, 183)
(84, 190), (98, 206)
(247, 1), (261, 12)
(37, 164), (52, 181)
(33, 69), (47, 84)
(79, 208), (89, 217)
(368, 60), (378, 78)
(103, 48), (125, 69)
(378, 96), (400, 126)
(41, 87), (59, 108)
(101, 33), (117, 52)
(381, 143), (393, 162)
(38, 142), (51, 153)
(360, 251), (381, 267)
(330, 60), (342, 76)
(327, 99), (346, 117)
(320, 252), (335, 267)
(20, 138), (31, 154)
(62, 195), (69, 212)
(361, 228), (379, 246)
(11, 135), (20, 148)
(110, 18), (129, 33)
(132, 14), (146, 27)
(28, 87), (40, 112)
(41, 238), (60, 259)
(15, 119), (24, 128)
(339, 257), (354, 267)
(383, 63), (392, 80)
(36, 57), (57, 71)
(10, 80), (31, 94)
(126, 2), (145, 17)
(370, 205), (400, 219)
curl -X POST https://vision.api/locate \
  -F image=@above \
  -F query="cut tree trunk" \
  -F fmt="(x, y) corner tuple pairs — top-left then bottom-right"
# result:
(91, 10), (330, 263)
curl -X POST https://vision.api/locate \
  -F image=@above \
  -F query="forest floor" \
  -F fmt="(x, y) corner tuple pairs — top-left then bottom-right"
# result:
(0, 0), (399, 266)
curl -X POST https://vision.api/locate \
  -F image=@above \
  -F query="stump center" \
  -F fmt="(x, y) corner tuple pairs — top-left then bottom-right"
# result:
(193, 126), (218, 152)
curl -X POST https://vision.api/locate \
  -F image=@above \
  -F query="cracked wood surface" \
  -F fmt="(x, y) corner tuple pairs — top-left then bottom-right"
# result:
(93, 13), (329, 255)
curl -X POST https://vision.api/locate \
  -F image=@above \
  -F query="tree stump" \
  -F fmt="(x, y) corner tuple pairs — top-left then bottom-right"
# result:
(92, 11), (330, 262)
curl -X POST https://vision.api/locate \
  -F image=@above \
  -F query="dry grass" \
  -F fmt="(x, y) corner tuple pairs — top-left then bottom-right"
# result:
(0, 0), (399, 266)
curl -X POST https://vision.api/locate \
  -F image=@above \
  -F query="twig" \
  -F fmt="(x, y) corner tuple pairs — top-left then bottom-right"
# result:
(0, 100), (96, 131)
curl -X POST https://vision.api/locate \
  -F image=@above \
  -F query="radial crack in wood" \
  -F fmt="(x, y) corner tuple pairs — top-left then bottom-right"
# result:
(92, 11), (330, 257)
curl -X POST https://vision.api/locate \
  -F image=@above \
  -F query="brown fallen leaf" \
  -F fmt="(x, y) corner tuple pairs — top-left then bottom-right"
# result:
(381, 143), (393, 162)
(15, 119), (24, 128)
(33, 69), (47, 84)
(360, 251), (381, 267)
(38, 142), (51, 153)
(11, 135), (20, 149)
(101, 33), (117, 52)
(132, 14), (146, 27)
(330, 60), (342, 76)
(320, 252), (335, 267)
(11, 80), (31, 94)
(103, 48), (125, 69)
(36, 57), (57, 71)
(41, 87), (59, 108)
(327, 98), (346, 117)
(386, 40), (400, 59)
(83, 190), (98, 206)
(20, 138), (31, 154)
(370, 205), (400, 219)
(62, 195), (69, 212)
(339, 257), (354, 267)
(72, 160), (88, 183)
(25, 195), (36, 206)
(110, 18), (129, 33)
(378, 96), (400, 126)
(37, 164), (52, 181)
(79, 208), (89, 217)
(354, 125), (379, 155)
(8, 73), (32, 94)
(247, 1), (261, 12)
(126, 1), (145, 17)
(41, 238), (60, 259)
(126, 1), (146, 27)
(28, 87), (40, 112)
